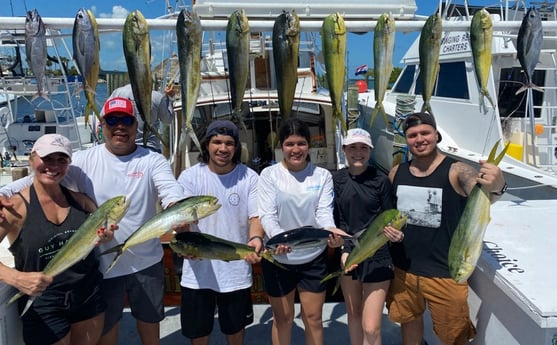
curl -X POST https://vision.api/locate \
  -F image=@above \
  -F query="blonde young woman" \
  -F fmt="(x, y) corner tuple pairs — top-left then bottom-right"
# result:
(0, 134), (114, 345)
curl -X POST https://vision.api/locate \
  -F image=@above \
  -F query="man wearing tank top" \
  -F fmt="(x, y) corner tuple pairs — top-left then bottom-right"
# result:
(385, 112), (507, 345)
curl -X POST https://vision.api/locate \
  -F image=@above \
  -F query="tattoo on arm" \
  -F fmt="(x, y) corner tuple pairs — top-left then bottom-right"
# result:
(454, 162), (478, 196)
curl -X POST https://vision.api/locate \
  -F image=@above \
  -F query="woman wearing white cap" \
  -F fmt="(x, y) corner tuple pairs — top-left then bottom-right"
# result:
(0, 134), (115, 345)
(333, 128), (401, 345)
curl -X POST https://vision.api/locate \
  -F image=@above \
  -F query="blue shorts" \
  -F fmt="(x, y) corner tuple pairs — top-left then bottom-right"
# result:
(180, 287), (254, 338)
(101, 261), (165, 334)
(20, 276), (105, 345)
(262, 250), (328, 297)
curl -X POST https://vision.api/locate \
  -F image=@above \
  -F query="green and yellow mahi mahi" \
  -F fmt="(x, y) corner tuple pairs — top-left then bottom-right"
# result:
(226, 9), (250, 131)
(370, 13), (396, 127)
(419, 13), (442, 116)
(470, 9), (495, 111)
(101, 195), (221, 273)
(273, 11), (300, 120)
(175, 9), (202, 174)
(170, 232), (286, 269)
(448, 141), (509, 283)
(321, 209), (407, 293)
(8, 195), (129, 315)
(322, 12), (348, 134)
(123, 10), (165, 147)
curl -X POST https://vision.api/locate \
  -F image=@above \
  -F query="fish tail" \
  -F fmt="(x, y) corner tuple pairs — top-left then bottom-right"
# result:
(261, 253), (288, 270)
(320, 270), (341, 284)
(186, 125), (202, 152)
(104, 253), (122, 274)
(484, 90), (496, 109)
(7, 291), (24, 305)
(369, 106), (379, 127)
(333, 109), (347, 135)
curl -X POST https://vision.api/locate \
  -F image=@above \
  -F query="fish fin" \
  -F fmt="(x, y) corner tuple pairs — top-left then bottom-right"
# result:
(369, 105), (379, 127)
(99, 243), (124, 256)
(104, 253), (122, 274)
(20, 297), (35, 316)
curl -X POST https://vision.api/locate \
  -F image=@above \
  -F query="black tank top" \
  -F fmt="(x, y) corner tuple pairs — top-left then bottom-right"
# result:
(9, 185), (100, 291)
(391, 157), (467, 277)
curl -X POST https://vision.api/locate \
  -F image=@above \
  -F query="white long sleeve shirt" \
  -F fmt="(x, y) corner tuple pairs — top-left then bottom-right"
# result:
(257, 161), (335, 239)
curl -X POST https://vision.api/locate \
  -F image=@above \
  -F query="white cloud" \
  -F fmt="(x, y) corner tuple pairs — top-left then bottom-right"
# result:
(99, 5), (129, 19)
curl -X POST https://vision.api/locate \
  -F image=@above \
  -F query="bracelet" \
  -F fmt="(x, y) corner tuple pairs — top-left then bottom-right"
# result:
(248, 235), (264, 243)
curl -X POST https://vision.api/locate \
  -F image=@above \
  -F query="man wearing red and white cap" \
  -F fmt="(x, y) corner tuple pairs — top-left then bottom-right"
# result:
(104, 84), (175, 152)
(0, 97), (185, 345)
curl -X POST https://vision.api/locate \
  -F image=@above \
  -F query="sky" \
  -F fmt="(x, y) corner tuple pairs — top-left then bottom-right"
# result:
(1, 0), (483, 75)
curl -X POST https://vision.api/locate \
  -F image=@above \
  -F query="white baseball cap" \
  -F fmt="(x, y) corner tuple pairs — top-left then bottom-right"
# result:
(342, 128), (373, 148)
(32, 134), (72, 158)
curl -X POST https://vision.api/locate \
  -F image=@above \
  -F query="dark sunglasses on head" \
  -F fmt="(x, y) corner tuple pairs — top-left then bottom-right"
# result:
(104, 116), (135, 126)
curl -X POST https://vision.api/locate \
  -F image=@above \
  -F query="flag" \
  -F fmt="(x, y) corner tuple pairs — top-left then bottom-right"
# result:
(354, 64), (368, 76)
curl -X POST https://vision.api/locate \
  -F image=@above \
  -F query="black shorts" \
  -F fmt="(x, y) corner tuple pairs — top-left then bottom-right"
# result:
(102, 261), (165, 334)
(346, 256), (394, 283)
(20, 278), (105, 345)
(180, 287), (254, 338)
(262, 250), (328, 297)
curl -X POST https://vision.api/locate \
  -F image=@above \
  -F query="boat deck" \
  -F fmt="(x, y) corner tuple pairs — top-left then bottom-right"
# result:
(118, 304), (406, 345)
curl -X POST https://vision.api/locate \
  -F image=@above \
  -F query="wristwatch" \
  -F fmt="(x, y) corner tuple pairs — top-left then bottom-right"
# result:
(491, 182), (508, 196)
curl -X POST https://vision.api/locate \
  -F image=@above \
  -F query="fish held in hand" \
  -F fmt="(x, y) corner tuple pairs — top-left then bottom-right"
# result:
(448, 141), (509, 283)
(321, 209), (407, 294)
(8, 195), (129, 316)
(266, 226), (351, 265)
(101, 195), (221, 273)
(170, 232), (285, 269)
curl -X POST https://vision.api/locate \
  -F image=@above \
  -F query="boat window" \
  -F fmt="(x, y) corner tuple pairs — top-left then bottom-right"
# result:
(498, 67), (544, 118)
(412, 61), (469, 100)
(392, 65), (416, 93)
(435, 61), (469, 99)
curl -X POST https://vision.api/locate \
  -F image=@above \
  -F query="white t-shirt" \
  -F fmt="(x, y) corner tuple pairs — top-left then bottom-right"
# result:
(177, 162), (259, 292)
(257, 161), (335, 239)
(1, 144), (185, 278)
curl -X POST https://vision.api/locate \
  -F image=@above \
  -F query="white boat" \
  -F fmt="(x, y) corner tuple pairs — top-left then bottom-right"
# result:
(1, 0), (556, 344)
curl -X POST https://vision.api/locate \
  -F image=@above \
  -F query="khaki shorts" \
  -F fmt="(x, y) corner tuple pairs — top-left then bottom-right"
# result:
(386, 267), (476, 345)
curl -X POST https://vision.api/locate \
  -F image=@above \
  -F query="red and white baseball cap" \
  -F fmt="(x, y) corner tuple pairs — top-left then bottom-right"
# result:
(102, 97), (135, 118)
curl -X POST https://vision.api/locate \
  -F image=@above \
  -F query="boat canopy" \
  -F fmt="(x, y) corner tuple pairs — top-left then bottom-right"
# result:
(193, 0), (417, 19)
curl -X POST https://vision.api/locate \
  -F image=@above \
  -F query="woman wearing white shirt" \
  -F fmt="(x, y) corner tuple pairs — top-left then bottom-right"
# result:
(258, 118), (345, 345)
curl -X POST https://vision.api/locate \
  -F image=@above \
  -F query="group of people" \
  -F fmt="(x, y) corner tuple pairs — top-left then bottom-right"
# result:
(0, 90), (507, 345)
